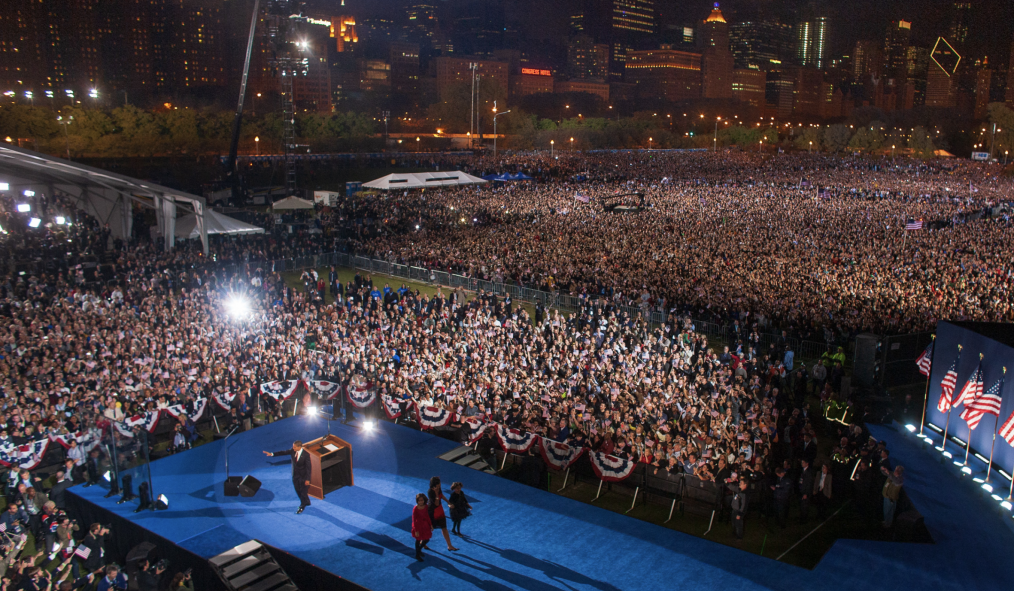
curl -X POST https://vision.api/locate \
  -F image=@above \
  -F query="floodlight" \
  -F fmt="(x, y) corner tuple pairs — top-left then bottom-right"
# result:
(16, 203), (30, 213)
(155, 494), (169, 510)
(362, 419), (375, 432)
(55, 216), (65, 225)
(1002, 501), (1012, 511)
(23, 190), (34, 197)
(103, 471), (112, 482)
(225, 295), (250, 319)
(982, 483), (994, 493)
(904, 424), (916, 432)
(0, 183), (8, 191)
(28, 218), (41, 228)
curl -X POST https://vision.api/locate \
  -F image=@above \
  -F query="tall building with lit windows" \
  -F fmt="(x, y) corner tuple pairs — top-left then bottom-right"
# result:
(926, 36), (961, 107)
(883, 20), (912, 80)
(569, 0), (654, 74)
(796, 15), (829, 69)
(701, 3), (733, 99)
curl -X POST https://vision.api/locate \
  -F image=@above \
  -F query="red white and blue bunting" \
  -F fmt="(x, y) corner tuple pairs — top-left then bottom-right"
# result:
(462, 417), (490, 444)
(589, 451), (637, 482)
(307, 380), (342, 400)
(260, 380), (300, 401)
(123, 411), (161, 433)
(346, 381), (376, 409)
(495, 424), (537, 453)
(164, 399), (208, 423)
(415, 405), (455, 430)
(212, 391), (236, 411)
(49, 430), (101, 453)
(382, 396), (407, 419)
(539, 439), (585, 471)
(0, 439), (51, 470)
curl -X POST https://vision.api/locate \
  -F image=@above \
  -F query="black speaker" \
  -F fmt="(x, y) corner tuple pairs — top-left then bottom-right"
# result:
(224, 476), (242, 497)
(238, 475), (262, 497)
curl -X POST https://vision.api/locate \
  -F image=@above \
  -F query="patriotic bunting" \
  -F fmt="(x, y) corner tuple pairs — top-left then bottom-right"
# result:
(494, 424), (537, 453)
(260, 380), (300, 401)
(0, 439), (51, 470)
(382, 395), (407, 420)
(49, 430), (101, 453)
(588, 451), (638, 482)
(307, 380), (342, 400)
(415, 405), (455, 430)
(539, 438), (585, 470)
(461, 417), (490, 444)
(123, 411), (160, 433)
(346, 380), (376, 409)
(212, 391), (236, 411)
(164, 399), (208, 423)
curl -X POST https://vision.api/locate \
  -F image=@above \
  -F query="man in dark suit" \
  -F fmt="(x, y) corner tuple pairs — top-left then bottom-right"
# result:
(263, 441), (312, 514)
(798, 458), (815, 523)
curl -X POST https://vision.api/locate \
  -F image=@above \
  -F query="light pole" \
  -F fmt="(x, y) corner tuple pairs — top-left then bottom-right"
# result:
(88, 88), (98, 106)
(989, 123), (998, 159)
(1005, 150), (1009, 165)
(713, 117), (720, 152)
(57, 115), (73, 159)
(648, 137), (653, 150)
(492, 102), (510, 158)
(569, 137), (574, 151)
(255, 136), (260, 155)
(24, 91), (33, 106)
(759, 139), (763, 153)
(809, 140), (813, 153)
(891, 144), (896, 159)
(550, 139), (554, 158)
(382, 110), (390, 148)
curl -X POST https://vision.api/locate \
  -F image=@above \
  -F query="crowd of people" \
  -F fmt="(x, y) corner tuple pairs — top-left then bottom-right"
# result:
(0, 149), (998, 579)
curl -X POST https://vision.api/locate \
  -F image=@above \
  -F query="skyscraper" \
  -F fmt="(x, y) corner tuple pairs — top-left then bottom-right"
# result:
(853, 39), (882, 80)
(973, 59), (991, 119)
(882, 20), (912, 80)
(796, 15), (829, 69)
(948, 2), (972, 45)
(730, 19), (795, 71)
(701, 3), (733, 99)
(1007, 38), (1014, 108)
(569, 0), (654, 73)
(926, 36), (961, 107)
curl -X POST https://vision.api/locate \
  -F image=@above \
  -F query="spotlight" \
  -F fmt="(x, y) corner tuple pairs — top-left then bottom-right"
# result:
(961, 466), (972, 474)
(904, 424), (916, 432)
(1002, 501), (1012, 511)
(22, 190), (34, 197)
(103, 471), (112, 482)
(308, 406), (317, 415)
(155, 494), (169, 510)
(991, 494), (1003, 502)
(0, 183), (8, 191)
(982, 483), (994, 493)
(28, 218), (41, 228)
(16, 203), (30, 212)
(55, 216), (65, 225)
(362, 419), (375, 432)
(225, 295), (250, 319)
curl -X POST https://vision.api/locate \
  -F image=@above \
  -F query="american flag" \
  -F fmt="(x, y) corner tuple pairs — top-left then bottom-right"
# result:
(936, 352), (961, 413)
(905, 220), (924, 230)
(953, 361), (983, 408)
(965, 373), (1005, 425)
(0, 522), (6, 532)
(916, 341), (934, 377)
(574, 194), (590, 203)
(1000, 406), (1014, 447)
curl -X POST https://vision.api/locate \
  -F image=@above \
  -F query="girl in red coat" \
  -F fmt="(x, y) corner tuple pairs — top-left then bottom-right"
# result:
(411, 493), (432, 561)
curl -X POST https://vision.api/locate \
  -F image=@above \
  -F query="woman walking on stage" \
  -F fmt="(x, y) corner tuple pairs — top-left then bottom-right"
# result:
(411, 493), (432, 561)
(428, 476), (459, 551)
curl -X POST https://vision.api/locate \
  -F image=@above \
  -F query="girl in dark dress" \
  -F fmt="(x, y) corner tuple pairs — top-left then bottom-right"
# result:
(448, 482), (472, 536)
(428, 476), (458, 551)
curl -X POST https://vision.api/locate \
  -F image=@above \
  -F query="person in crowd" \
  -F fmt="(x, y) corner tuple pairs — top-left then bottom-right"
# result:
(411, 493), (432, 562)
(80, 524), (109, 574)
(770, 467), (792, 529)
(798, 458), (815, 523)
(730, 479), (749, 541)
(427, 477), (458, 552)
(168, 571), (194, 591)
(448, 482), (472, 536)
(881, 465), (905, 528)
(95, 565), (126, 591)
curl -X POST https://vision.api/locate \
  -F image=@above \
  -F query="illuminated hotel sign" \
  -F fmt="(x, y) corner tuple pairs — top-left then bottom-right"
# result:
(521, 68), (551, 76)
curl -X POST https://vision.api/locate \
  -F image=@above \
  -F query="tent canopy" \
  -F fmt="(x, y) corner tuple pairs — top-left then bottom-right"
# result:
(271, 196), (316, 210)
(363, 171), (487, 190)
(175, 209), (264, 239)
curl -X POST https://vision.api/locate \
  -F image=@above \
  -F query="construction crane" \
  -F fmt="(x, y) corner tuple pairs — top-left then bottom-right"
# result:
(225, 0), (329, 200)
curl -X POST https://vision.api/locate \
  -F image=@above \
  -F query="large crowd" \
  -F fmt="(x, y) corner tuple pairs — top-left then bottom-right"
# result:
(0, 149), (1007, 584)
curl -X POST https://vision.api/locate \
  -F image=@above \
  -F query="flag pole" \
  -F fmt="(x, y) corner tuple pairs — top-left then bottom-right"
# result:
(919, 334), (936, 436)
(989, 367), (1007, 486)
(963, 353), (984, 466)
(940, 344), (962, 454)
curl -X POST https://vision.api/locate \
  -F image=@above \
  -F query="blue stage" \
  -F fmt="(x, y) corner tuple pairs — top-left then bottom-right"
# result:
(69, 417), (1012, 591)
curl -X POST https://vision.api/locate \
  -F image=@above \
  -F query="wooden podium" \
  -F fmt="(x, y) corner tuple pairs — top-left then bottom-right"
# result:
(304, 434), (353, 500)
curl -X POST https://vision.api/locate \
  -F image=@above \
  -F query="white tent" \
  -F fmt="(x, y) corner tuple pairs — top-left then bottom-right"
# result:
(271, 196), (316, 209)
(362, 171), (487, 190)
(175, 209), (264, 239)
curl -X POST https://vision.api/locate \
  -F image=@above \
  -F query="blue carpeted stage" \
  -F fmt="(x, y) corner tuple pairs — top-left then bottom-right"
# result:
(69, 417), (1011, 591)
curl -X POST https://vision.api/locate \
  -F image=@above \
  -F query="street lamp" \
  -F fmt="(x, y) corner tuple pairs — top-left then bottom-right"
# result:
(570, 137), (574, 150)
(759, 139), (763, 153)
(550, 139), (554, 158)
(809, 141), (813, 152)
(648, 137), (653, 149)
(255, 136), (260, 155)
(714, 117), (721, 152)
(24, 91), (33, 106)
(492, 101), (510, 157)
(57, 115), (73, 159)
(891, 144), (896, 158)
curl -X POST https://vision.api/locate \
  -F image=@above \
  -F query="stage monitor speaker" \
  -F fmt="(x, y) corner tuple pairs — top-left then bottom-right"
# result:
(224, 476), (242, 497)
(238, 475), (262, 497)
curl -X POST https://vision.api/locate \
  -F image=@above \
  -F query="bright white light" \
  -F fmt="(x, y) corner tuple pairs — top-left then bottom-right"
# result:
(974, 477), (984, 483)
(974, 453), (990, 463)
(55, 216), (65, 225)
(89, 89), (98, 98)
(982, 483), (994, 492)
(415, 225), (420, 230)
(0, 183), (8, 191)
(927, 423), (943, 432)
(362, 420), (375, 432)
(961, 466), (972, 474)
(307, 406), (317, 416)
(942, 451), (953, 458)
(28, 218), (41, 228)
(992, 494), (1003, 501)
(16, 203), (30, 213)
(103, 471), (112, 482)
(22, 190), (34, 197)
(905, 424), (916, 432)
(225, 295), (250, 319)
(1002, 501), (1012, 511)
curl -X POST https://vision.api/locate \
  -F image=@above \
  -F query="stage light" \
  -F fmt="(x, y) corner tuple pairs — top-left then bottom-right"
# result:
(16, 203), (30, 212)
(103, 471), (112, 482)
(904, 424), (916, 432)
(960, 466), (971, 474)
(1002, 501), (1012, 511)
(225, 295), (250, 319)
(974, 453), (990, 463)
(308, 406), (317, 415)
(23, 190), (34, 197)
(974, 477), (984, 483)
(28, 218), (41, 228)
(982, 483), (993, 493)
(155, 494), (169, 510)
(991, 494), (1003, 502)
(0, 183), (8, 191)
(941, 451), (953, 458)
(927, 423), (942, 432)
(55, 216), (65, 225)
(362, 419), (375, 432)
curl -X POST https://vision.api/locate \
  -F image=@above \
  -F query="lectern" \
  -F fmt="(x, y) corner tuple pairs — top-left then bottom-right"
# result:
(303, 434), (353, 499)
